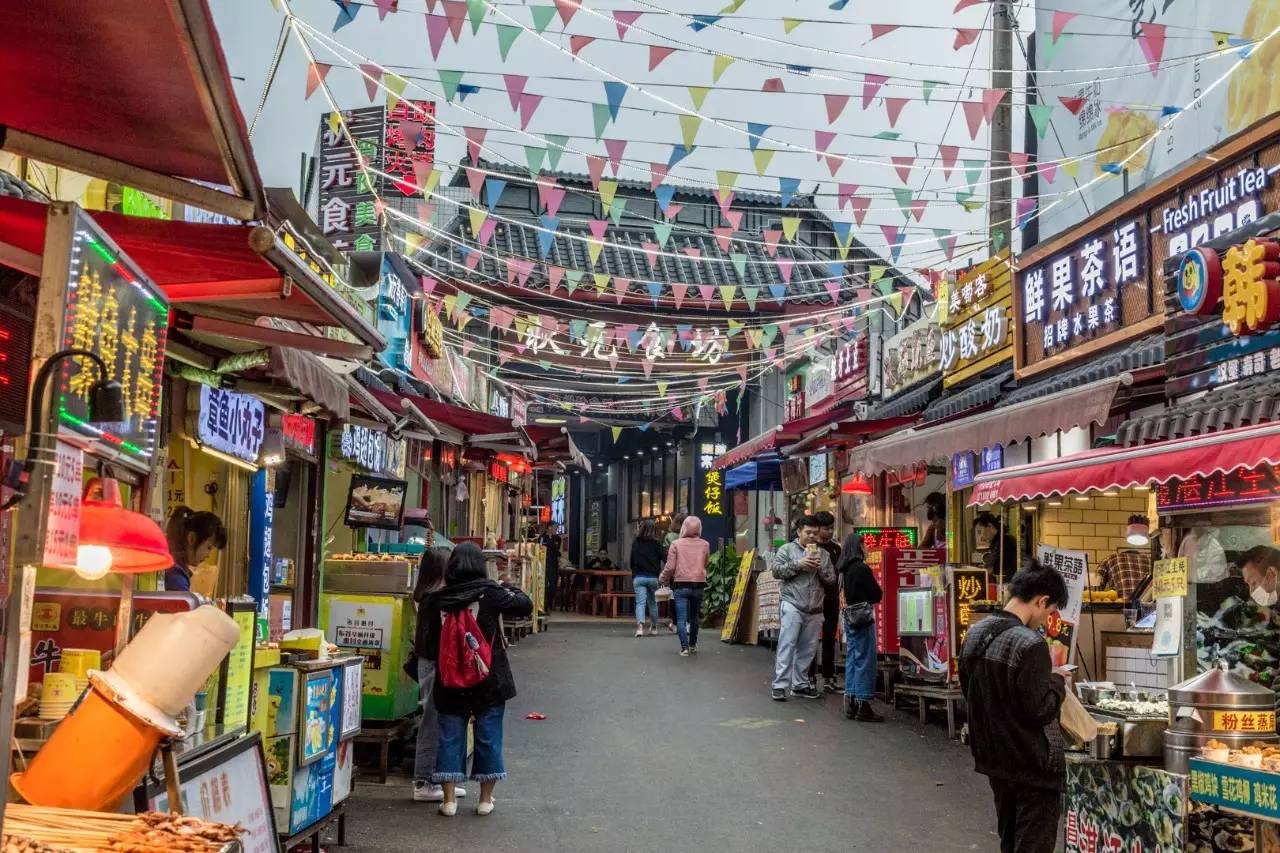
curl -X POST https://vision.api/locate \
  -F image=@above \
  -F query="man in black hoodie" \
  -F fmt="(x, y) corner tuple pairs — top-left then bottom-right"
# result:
(959, 562), (1070, 853)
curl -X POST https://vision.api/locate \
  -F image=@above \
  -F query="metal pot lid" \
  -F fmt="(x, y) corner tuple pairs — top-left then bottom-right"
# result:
(1168, 663), (1277, 707)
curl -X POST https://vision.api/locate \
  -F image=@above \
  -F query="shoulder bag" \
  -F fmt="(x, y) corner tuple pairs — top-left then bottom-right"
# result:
(843, 601), (875, 630)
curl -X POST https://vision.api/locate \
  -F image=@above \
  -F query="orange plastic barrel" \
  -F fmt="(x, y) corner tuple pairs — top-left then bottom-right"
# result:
(11, 684), (164, 811)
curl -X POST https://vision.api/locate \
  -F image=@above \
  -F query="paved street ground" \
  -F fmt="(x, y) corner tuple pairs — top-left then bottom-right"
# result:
(337, 620), (999, 852)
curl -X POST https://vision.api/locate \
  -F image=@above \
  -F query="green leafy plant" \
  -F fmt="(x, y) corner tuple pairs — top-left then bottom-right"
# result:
(701, 543), (740, 625)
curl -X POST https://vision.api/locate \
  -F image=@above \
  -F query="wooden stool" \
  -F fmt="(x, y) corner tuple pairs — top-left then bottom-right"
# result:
(893, 683), (964, 740)
(575, 590), (598, 615)
(353, 718), (414, 784)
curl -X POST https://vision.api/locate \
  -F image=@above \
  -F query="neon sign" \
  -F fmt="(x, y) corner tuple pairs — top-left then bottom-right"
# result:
(1156, 464), (1280, 511)
(855, 527), (919, 551)
(1162, 165), (1270, 258)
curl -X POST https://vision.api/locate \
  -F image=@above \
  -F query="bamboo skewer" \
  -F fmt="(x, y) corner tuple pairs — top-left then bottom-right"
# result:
(3, 803), (242, 852)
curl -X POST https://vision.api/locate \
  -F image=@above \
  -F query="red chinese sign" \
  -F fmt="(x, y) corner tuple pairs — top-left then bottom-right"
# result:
(384, 100), (437, 197)
(855, 527), (919, 551)
(280, 414), (317, 457)
(1156, 464), (1280, 511)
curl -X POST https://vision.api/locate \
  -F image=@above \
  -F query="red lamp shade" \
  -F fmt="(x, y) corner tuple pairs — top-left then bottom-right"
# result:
(78, 480), (173, 574)
(842, 474), (873, 495)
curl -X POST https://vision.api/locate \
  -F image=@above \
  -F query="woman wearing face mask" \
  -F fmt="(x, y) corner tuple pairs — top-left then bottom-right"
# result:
(1242, 545), (1280, 607)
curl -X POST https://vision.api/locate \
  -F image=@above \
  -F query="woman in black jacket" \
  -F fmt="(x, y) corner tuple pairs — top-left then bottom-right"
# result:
(630, 519), (665, 637)
(411, 547), (457, 803)
(422, 542), (533, 816)
(837, 535), (884, 723)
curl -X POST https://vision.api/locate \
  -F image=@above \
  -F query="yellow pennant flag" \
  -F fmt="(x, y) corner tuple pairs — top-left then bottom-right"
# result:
(687, 86), (712, 110)
(599, 179), (619, 208)
(1211, 30), (1231, 50)
(327, 111), (343, 138)
(869, 265), (887, 283)
(594, 272), (611, 294)
(611, 426), (623, 442)
(719, 0), (745, 11)
(783, 17), (803, 34)
(468, 207), (487, 236)
(385, 73), (409, 112)
(442, 293), (458, 319)
(715, 169), (739, 196)
(781, 216), (801, 242)
(679, 114), (703, 149)
(404, 232), (425, 255)
(719, 285), (736, 311)
(752, 148), (776, 176)
(656, 380), (669, 398)
(1063, 159), (1081, 180)
(838, 243), (851, 260)
(423, 168), (443, 199)
(727, 319), (744, 334)
(588, 240), (604, 266)
(888, 292), (904, 316)
(456, 312), (471, 331)
(712, 54), (735, 83)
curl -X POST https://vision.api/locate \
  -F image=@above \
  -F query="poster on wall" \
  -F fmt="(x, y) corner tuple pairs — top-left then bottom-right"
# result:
(298, 668), (339, 767)
(340, 658), (363, 739)
(43, 441), (83, 570)
(1038, 545), (1089, 666)
(1033, 1), (1269, 241)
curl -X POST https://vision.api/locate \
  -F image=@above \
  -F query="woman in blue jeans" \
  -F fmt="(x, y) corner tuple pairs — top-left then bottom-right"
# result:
(630, 519), (665, 636)
(411, 547), (466, 802)
(659, 516), (709, 656)
(837, 535), (884, 722)
(422, 543), (533, 816)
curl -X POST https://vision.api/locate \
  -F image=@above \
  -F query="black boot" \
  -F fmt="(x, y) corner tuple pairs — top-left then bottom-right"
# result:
(844, 698), (858, 720)
(854, 701), (885, 723)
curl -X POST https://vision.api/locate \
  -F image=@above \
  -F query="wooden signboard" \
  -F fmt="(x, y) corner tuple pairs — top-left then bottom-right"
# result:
(939, 251), (1013, 388)
(720, 549), (756, 643)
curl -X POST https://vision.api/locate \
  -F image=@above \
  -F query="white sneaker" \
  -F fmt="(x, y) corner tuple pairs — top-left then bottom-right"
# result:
(456, 785), (467, 798)
(414, 782), (444, 802)
(438, 801), (458, 817)
(477, 799), (496, 816)
(635, 627), (645, 637)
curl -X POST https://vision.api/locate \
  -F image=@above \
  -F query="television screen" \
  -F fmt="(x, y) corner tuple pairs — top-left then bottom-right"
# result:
(898, 588), (935, 637)
(344, 475), (408, 530)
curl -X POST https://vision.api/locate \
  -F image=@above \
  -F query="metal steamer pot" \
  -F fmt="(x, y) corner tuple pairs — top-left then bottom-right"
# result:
(1164, 661), (1279, 773)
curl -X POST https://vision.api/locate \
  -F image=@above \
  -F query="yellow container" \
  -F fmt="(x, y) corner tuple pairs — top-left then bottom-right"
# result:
(58, 648), (101, 679)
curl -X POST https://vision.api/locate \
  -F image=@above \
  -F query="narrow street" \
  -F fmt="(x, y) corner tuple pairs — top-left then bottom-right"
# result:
(341, 621), (995, 852)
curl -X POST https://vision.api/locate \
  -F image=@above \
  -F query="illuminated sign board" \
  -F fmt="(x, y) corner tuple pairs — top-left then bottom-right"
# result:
(939, 252), (1012, 388)
(1160, 164), (1270, 258)
(318, 107), (384, 253)
(54, 208), (168, 467)
(882, 315), (940, 398)
(951, 451), (976, 488)
(1156, 464), (1280, 512)
(384, 100), (437, 197)
(336, 423), (406, 478)
(855, 527), (919, 551)
(280, 414), (318, 457)
(195, 386), (265, 464)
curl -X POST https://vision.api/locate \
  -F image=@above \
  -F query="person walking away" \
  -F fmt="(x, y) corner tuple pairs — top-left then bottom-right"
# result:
(163, 507), (227, 592)
(630, 519), (665, 637)
(837, 536), (883, 722)
(769, 515), (836, 700)
(539, 522), (563, 610)
(959, 562), (1071, 853)
(422, 543), (533, 816)
(411, 547), (465, 802)
(662, 513), (687, 634)
(658, 515), (709, 656)
(811, 511), (842, 693)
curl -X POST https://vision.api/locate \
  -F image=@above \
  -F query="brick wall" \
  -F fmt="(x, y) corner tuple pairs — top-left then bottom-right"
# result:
(1035, 489), (1153, 568)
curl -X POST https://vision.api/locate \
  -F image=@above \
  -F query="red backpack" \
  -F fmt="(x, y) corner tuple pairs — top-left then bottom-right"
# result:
(438, 604), (493, 689)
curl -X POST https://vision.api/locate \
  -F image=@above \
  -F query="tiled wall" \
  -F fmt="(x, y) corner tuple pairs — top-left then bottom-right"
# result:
(1106, 645), (1170, 689)
(1035, 490), (1153, 568)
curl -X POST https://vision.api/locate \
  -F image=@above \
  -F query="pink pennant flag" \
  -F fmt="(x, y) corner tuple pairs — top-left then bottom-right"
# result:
(762, 78), (785, 93)
(713, 227), (733, 252)
(697, 377), (710, 392)
(420, 276), (437, 295)
(837, 183), (858, 211)
(862, 73), (888, 109)
(762, 229), (781, 257)
(814, 130), (836, 159)
(586, 155), (607, 189)
(724, 209), (743, 230)
(554, 0), (580, 26)
(683, 247), (703, 260)
(869, 24), (900, 41)
(614, 277), (631, 304)
(461, 338), (475, 359)
(649, 45), (678, 71)
(664, 203), (683, 220)
(825, 154), (843, 177)
(671, 283), (688, 310)
(961, 101), (985, 140)
(672, 406), (684, 421)
(1059, 95), (1086, 116)
(698, 284), (715, 309)
(442, 0), (466, 40)
(879, 224), (903, 249)
(884, 98), (908, 127)
(425, 15), (450, 60)
(938, 233), (958, 261)
(1137, 22), (1167, 76)
(464, 127), (487, 165)
(982, 88), (1006, 123)
(939, 144), (959, 179)
(908, 199), (927, 222)
(736, 364), (749, 384)
(477, 219), (496, 246)
(490, 306), (512, 331)
(891, 156), (914, 184)
(640, 242), (660, 268)
(538, 179), (566, 216)
(498, 347), (512, 366)
(546, 265), (565, 291)
(954, 0), (984, 11)
(511, 259), (535, 287)
(825, 93), (851, 123)
(715, 189), (735, 218)
(589, 219), (609, 241)
(502, 74), (528, 111)
(614, 10), (642, 39)
(841, 315), (858, 332)
(1051, 9), (1076, 43)
(397, 121), (424, 150)
(604, 139), (627, 175)
(411, 163), (434, 197)
(823, 281), (841, 303)
(776, 257), (794, 284)
(465, 166), (486, 196)
(578, 416), (589, 424)
(569, 35), (596, 56)
(464, 251), (482, 271)
(518, 94), (543, 129)
(953, 28), (980, 50)
(1008, 151), (1031, 177)
(358, 65), (383, 101)
(1039, 160), (1059, 183)
(305, 63), (331, 100)
(642, 359), (654, 379)
(649, 163), (670, 191)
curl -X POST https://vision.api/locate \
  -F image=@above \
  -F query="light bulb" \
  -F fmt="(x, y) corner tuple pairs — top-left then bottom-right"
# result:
(75, 544), (113, 580)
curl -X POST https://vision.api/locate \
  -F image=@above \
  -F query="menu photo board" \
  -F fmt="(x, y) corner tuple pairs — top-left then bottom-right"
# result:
(40, 205), (169, 470)
(939, 252), (1013, 388)
(217, 602), (257, 731)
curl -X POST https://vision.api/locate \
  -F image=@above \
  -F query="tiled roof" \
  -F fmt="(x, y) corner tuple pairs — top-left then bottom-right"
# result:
(0, 171), (47, 202)
(999, 336), (1165, 408)
(1116, 372), (1280, 447)
(868, 378), (941, 420)
(922, 369), (1013, 423)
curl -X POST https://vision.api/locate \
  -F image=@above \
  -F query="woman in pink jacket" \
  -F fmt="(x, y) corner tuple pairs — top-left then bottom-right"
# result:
(659, 515), (710, 656)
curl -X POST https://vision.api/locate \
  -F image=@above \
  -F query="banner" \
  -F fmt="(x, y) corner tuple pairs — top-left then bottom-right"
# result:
(1038, 544), (1089, 666)
(1034, 0), (1266, 239)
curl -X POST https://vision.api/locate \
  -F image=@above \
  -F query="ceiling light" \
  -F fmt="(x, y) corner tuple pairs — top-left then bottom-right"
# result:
(1021, 503), (1038, 512)
(1126, 514), (1151, 547)
(1047, 500), (1063, 507)
(1074, 495), (1092, 503)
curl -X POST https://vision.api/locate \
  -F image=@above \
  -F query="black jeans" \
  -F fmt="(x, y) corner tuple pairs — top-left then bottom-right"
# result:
(988, 778), (1061, 853)
(809, 590), (839, 682)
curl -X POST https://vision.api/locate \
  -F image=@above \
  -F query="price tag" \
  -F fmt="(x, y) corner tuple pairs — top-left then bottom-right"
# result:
(1152, 558), (1189, 599)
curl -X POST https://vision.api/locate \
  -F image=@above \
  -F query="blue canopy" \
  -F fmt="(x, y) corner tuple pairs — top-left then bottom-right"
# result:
(725, 457), (782, 490)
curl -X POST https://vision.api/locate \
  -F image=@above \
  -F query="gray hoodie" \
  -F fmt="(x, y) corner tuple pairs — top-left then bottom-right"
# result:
(769, 540), (836, 613)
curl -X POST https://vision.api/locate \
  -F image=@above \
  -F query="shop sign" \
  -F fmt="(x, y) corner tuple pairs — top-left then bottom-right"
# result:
(784, 369), (806, 422)
(952, 569), (986, 656)
(950, 451), (975, 488)
(698, 442), (727, 471)
(1018, 218), (1145, 369)
(979, 444), (1003, 475)
(510, 394), (527, 428)
(939, 252), (1012, 388)
(318, 107), (384, 252)
(1189, 758), (1280, 823)
(835, 339), (862, 382)
(807, 453), (828, 487)
(420, 298), (444, 359)
(881, 315), (940, 398)
(1156, 463), (1280, 511)
(337, 423), (405, 478)
(280, 414), (317, 457)
(550, 477), (566, 525)
(384, 100), (437, 197)
(702, 467), (724, 516)
(44, 442), (82, 571)
(52, 209), (169, 467)
(248, 471), (274, 617)
(854, 527), (918, 550)
(489, 461), (508, 483)
(805, 355), (834, 410)
(1180, 238), (1280, 337)
(1161, 164), (1271, 258)
(196, 386), (265, 464)
(375, 258), (416, 373)
(1038, 545), (1088, 667)
(489, 389), (510, 419)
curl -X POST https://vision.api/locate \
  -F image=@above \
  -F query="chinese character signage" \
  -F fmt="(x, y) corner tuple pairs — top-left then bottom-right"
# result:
(44, 441), (83, 570)
(1157, 464), (1280, 511)
(384, 100), (436, 197)
(1151, 558), (1189, 599)
(979, 444), (1003, 475)
(784, 368), (806, 422)
(950, 451), (975, 488)
(951, 569), (987, 663)
(702, 468), (724, 516)
(1189, 758), (1280, 823)
(335, 423), (406, 478)
(881, 315), (940, 398)
(1180, 238), (1280, 337)
(807, 453), (828, 487)
(375, 257), (416, 373)
(1038, 545), (1088, 667)
(318, 107), (385, 252)
(51, 208), (169, 467)
(1018, 217), (1148, 374)
(939, 252), (1012, 388)
(855, 527), (918, 550)
(280, 414), (317, 457)
(195, 386), (265, 464)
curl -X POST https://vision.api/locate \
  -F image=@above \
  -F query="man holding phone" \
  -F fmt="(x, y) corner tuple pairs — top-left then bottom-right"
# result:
(768, 515), (836, 701)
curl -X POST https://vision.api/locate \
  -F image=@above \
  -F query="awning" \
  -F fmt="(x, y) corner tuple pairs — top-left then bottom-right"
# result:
(0, 197), (384, 351)
(367, 388), (520, 439)
(711, 404), (852, 470)
(725, 458), (782, 490)
(267, 347), (349, 420)
(847, 376), (1124, 475)
(0, 0), (262, 220)
(969, 421), (1280, 505)
(779, 414), (919, 457)
(1000, 335), (1163, 408)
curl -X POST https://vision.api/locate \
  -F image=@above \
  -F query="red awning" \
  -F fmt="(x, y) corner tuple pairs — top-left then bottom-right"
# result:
(712, 405), (852, 470)
(0, 197), (383, 350)
(969, 421), (1280, 506)
(779, 414), (919, 456)
(0, 0), (262, 219)
(368, 388), (519, 438)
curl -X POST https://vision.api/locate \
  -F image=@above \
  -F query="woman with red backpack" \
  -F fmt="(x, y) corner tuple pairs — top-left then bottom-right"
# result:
(421, 542), (533, 817)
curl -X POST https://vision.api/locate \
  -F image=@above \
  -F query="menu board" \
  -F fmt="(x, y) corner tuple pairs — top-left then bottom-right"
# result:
(219, 606), (256, 730)
(340, 658), (363, 739)
(299, 667), (339, 767)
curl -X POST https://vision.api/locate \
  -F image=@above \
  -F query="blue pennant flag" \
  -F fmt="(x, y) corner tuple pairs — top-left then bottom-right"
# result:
(569, 319), (588, 340)
(690, 14), (722, 32)
(604, 81), (628, 121)
(826, 261), (845, 279)
(676, 324), (693, 350)
(779, 177), (801, 207)
(1100, 163), (1124, 175)
(638, 423), (650, 432)
(1160, 105), (1182, 117)
(786, 64), (812, 75)
(456, 84), (481, 101)
(768, 283), (786, 301)
(537, 215), (559, 257)
(668, 144), (695, 167)
(831, 221), (853, 246)
(646, 281), (663, 304)
(829, 0), (849, 9)
(627, 329), (645, 349)
(484, 178), (508, 212)
(746, 122), (769, 152)
(1228, 36), (1255, 59)
(654, 184), (677, 213)
(618, 377), (631, 384)
(333, 0), (359, 30)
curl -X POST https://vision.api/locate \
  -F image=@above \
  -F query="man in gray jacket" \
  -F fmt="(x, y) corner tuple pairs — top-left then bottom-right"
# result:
(769, 515), (837, 700)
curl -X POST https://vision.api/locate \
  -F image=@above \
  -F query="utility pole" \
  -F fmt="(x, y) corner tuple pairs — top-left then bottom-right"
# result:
(989, 0), (1014, 256)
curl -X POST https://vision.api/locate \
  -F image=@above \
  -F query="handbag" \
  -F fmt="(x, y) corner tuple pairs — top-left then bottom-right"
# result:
(843, 602), (874, 630)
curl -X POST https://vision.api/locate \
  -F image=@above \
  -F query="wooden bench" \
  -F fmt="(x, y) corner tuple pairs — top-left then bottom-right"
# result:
(596, 592), (635, 618)
(893, 683), (964, 740)
(575, 590), (599, 615)
(353, 717), (414, 784)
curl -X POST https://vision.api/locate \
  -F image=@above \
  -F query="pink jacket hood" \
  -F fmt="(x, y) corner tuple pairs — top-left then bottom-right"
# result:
(661, 517), (709, 585)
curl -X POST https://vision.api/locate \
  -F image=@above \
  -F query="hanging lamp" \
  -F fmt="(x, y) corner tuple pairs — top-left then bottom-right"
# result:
(76, 477), (173, 578)
(842, 474), (873, 495)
